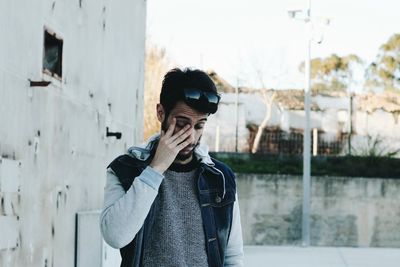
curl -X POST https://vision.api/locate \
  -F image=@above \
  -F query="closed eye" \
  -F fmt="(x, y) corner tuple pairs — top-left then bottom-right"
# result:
(176, 122), (187, 128)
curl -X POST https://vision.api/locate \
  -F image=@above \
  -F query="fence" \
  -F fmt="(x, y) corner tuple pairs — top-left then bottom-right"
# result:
(247, 126), (348, 155)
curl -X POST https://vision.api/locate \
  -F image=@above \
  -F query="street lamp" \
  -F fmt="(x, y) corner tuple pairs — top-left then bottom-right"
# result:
(288, 0), (312, 247)
(287, 9), (310, 22)
(288, 0), (331, 247)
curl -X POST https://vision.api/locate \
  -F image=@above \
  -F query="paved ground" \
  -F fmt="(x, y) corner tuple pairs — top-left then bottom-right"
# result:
(244, 246), (400, 267)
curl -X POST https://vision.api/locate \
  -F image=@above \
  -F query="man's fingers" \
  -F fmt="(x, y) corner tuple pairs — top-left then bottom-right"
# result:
(176, 136), (193, 150)
(171, 128), (192, 146)
(164, 118), (176, 137)
(169, 124), (190, 143)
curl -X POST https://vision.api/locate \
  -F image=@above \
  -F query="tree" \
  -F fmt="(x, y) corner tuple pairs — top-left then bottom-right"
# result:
(250, 63), (282, 154)
(299, 54), (362, 95)
(251, 90), (276, 154)
(365, 34), (400, 92)
(143, 43), (171, 140)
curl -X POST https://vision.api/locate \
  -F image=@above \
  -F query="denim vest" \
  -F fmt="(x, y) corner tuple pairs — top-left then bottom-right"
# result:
(108, 154), (236, 267)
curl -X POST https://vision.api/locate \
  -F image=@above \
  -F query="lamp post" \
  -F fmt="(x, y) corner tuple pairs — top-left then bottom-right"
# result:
(288, 0), (312, 247)
(235, 78), (240, 152)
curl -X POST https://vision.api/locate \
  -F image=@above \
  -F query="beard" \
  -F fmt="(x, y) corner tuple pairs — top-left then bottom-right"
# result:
(175, 149), (195, 161)
(175, 135), (201, 160)
(175, 140), (201, 161)
(161, 118), (169, 132)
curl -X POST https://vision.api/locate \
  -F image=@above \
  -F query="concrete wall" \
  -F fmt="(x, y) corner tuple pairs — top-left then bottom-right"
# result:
(237, 173), (400, 247)
(0, 0), (146, 266)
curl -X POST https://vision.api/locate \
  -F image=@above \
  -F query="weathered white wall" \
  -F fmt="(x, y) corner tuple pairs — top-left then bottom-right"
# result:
(0, 0), (146, 266)
(237, 173), (400, 247)
(203, 94), (249, 152)
(351, 110), (400, 155)
(205, 92), (400, 154)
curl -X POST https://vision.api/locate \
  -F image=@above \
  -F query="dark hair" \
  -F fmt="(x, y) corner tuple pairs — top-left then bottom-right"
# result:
(160, 68), (218, 115)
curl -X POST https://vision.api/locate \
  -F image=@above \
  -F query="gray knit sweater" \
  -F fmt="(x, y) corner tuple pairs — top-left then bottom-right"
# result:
(142, 167), (208, 267)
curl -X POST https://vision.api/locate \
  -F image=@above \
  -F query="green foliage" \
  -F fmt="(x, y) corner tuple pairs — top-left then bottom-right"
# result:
(296, 33), (400, 93)
(381, 34), (400, 52)
(366, 34), (400, 92)
(211, 152), (400, 178)
(299, 54), (362, 94)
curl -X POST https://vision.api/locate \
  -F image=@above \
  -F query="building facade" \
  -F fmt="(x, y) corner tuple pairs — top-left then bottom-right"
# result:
(0, 1), (146, 266)
(204, 75), (400, 156)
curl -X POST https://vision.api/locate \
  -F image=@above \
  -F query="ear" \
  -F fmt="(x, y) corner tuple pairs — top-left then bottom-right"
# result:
(156, 103), (165, 123)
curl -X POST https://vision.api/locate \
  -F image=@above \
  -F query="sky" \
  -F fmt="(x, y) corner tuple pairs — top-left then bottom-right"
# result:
(146, 0), (400, 89)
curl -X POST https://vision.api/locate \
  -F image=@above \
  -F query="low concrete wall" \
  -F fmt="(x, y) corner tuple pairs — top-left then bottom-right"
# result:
(237, 174), (400, 247)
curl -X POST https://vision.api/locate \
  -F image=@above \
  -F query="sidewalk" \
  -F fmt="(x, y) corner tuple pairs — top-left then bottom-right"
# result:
(244, 246), (400, 267)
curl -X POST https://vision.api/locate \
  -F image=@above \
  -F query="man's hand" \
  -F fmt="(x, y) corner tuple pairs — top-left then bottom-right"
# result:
(149, 118), (193, 174)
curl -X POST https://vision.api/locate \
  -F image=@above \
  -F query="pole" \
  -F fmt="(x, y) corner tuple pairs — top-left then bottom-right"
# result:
(348, 93), (353, 155)
(215, 125), (220, 152)
(235, 82), (239, 152)
(313, 128), (318, 156)
(302, 0), (312, 247)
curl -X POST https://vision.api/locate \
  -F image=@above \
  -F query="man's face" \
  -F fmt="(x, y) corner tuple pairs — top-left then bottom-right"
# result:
(161, 101), (208, 161)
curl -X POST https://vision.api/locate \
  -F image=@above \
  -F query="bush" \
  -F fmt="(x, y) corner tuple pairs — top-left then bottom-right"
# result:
(210, 152), (400, 178)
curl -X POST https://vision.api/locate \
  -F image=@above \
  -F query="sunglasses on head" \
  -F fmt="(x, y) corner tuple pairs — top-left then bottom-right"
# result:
(183, 88), (221, 114)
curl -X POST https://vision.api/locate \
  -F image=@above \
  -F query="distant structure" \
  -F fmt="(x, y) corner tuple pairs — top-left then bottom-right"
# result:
(0, 1), (146, 266)
(205, 71), (400, 157)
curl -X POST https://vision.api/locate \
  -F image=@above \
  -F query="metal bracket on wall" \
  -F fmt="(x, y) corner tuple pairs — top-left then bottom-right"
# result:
(106, 127), (122, 139)
(29, 79), (51, 87)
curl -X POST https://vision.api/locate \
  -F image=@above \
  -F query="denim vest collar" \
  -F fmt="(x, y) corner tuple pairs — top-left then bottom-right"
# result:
(127, 133), (226, 198)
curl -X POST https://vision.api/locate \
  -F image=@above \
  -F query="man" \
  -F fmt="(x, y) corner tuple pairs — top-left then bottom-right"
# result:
(100, 68), (244, 267)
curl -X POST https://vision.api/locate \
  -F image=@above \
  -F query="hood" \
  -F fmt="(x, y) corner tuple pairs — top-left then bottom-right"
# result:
(126, 133), (226, 198)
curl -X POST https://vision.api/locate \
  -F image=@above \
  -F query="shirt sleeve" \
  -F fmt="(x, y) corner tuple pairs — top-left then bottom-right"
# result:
(224, 193), (244, 266)
(99, 166), (164, 249)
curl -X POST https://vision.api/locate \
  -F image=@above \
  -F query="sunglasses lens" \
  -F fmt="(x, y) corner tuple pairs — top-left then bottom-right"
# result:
(184, 88), (201, 100)
(183, 88), (220, 114)
(204, 92), (220, 104)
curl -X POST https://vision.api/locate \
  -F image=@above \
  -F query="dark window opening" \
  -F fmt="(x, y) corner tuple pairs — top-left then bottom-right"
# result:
(43, 28), (63, 79)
